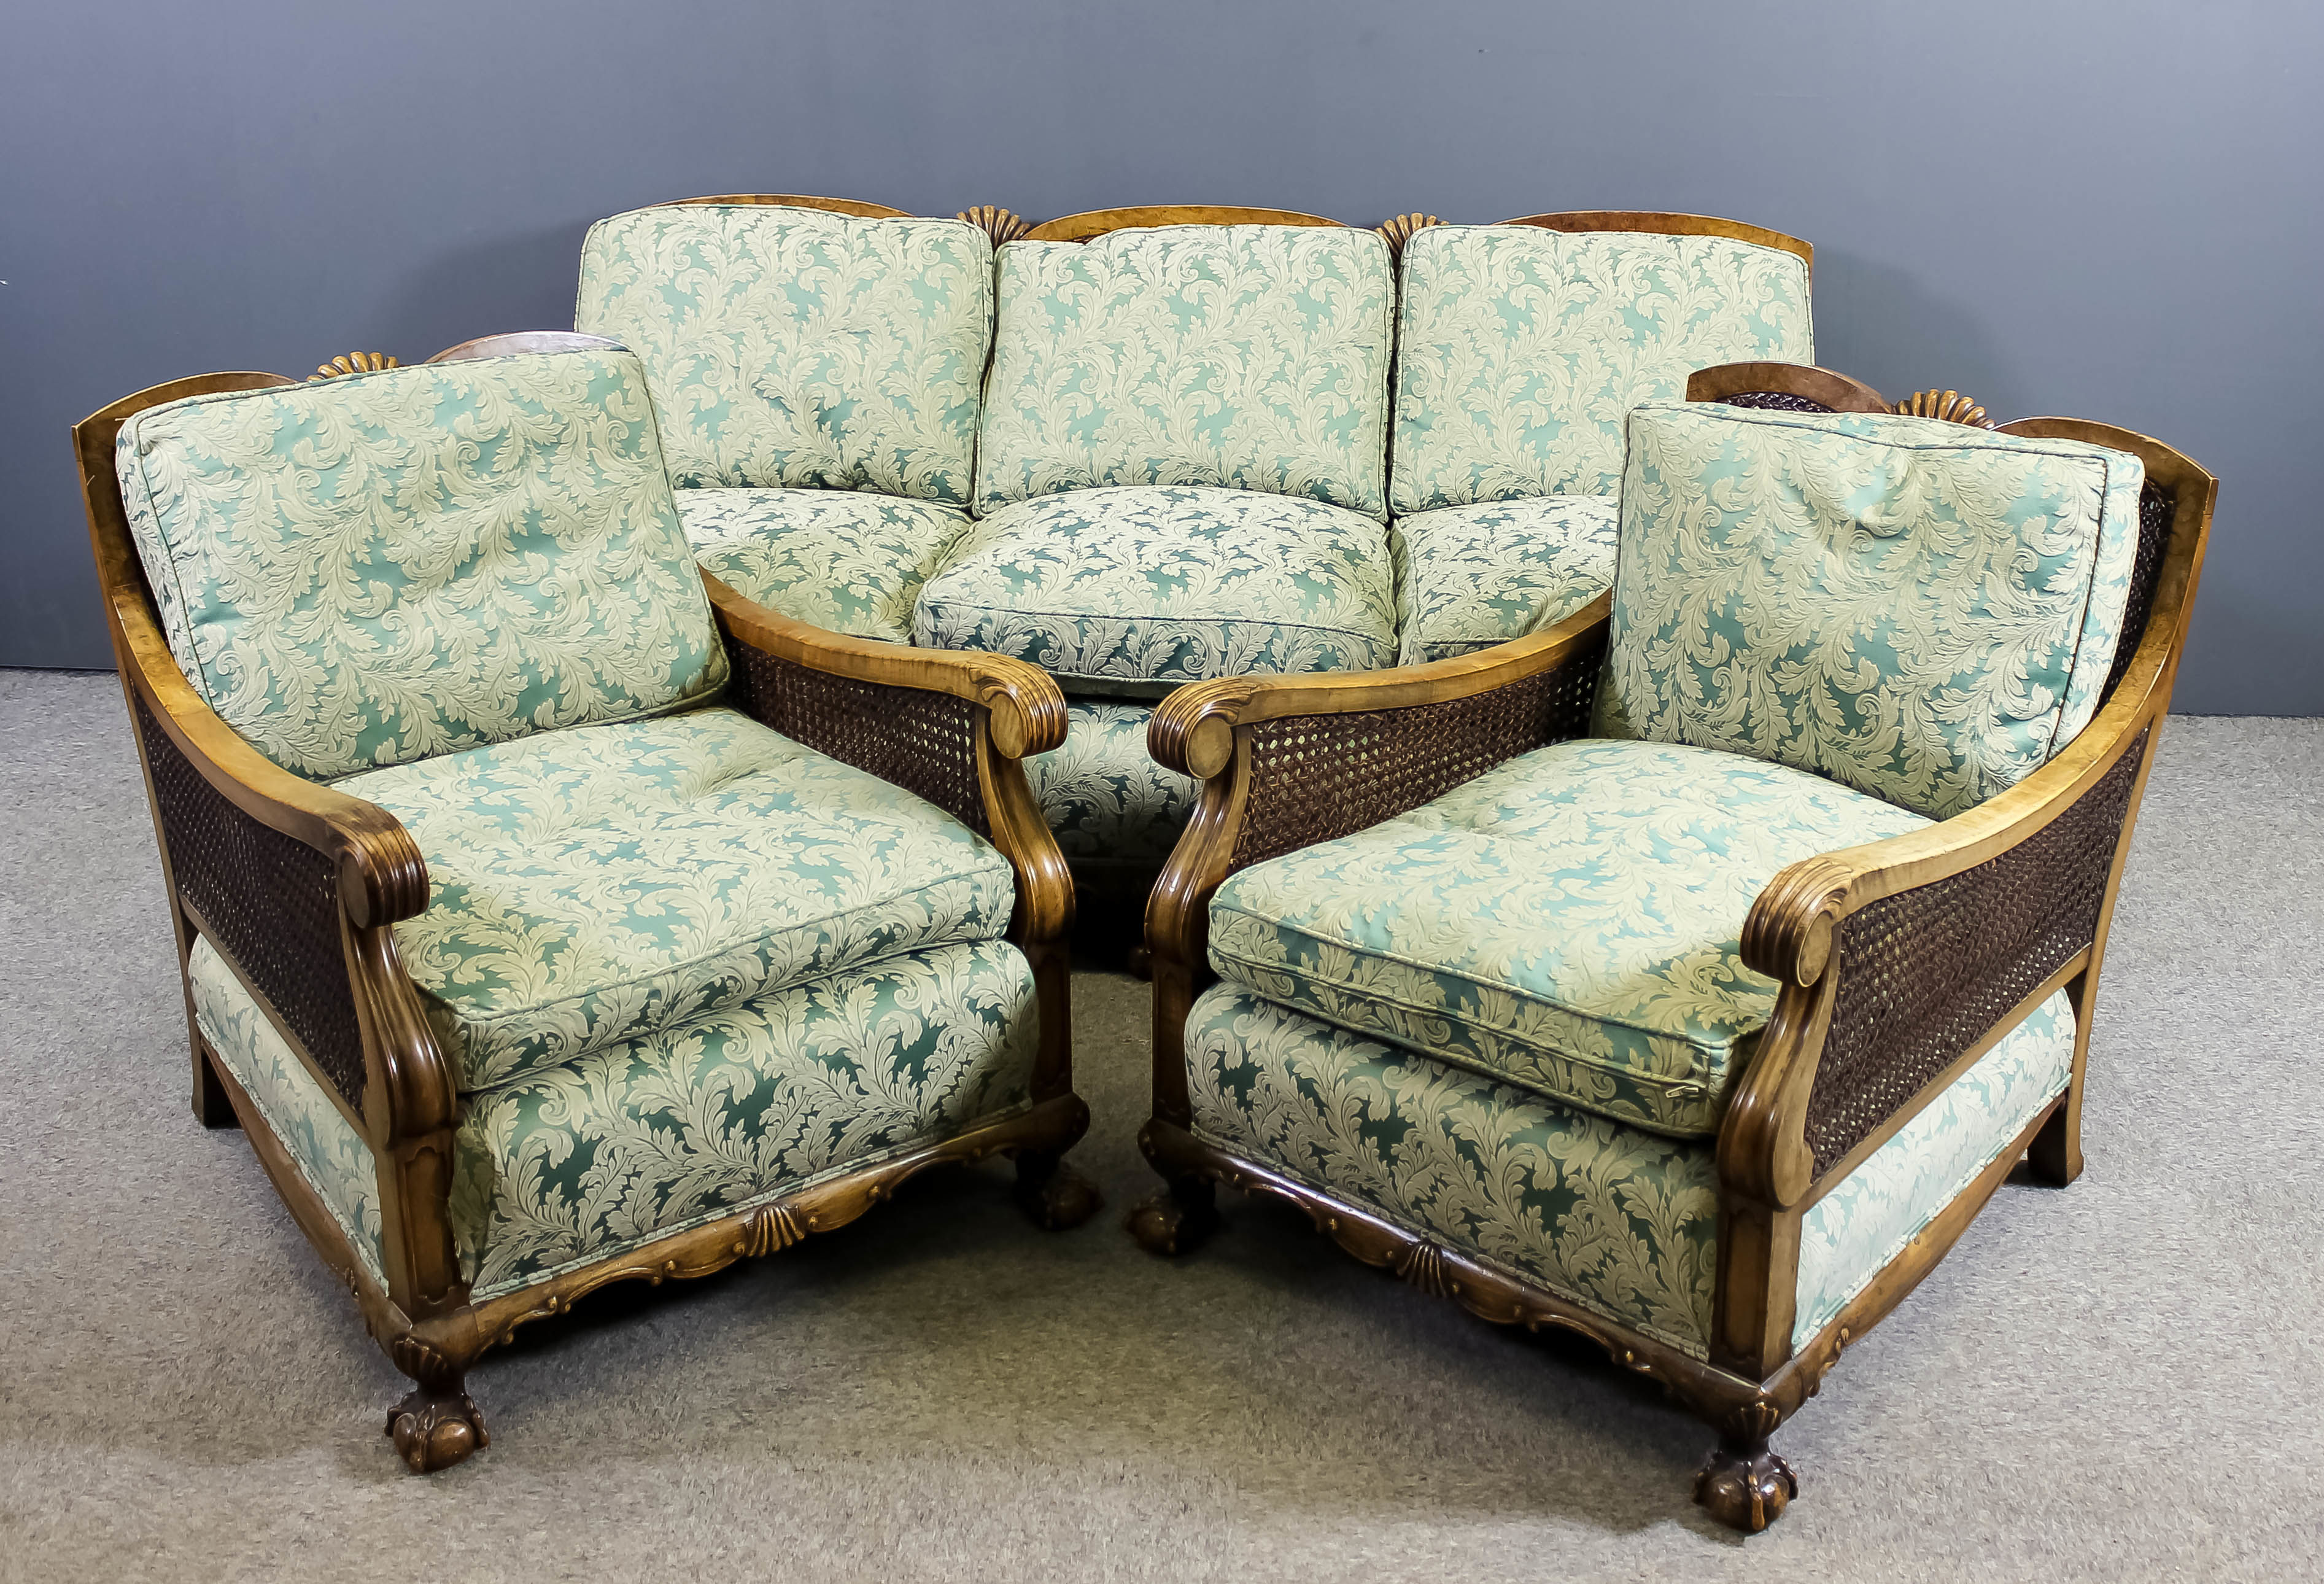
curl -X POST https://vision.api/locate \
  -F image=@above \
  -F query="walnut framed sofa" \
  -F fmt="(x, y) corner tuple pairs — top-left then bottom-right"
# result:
(1127, 362), (2214, 1531)
(77, 338), (1097, 1473)
(550, 195), (1819, 917)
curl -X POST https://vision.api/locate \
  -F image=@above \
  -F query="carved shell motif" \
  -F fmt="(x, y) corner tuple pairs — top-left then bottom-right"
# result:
(1393, 1238), (1457, 1298)
(1376, 212), (1441, 259)
(311, 351), (400, 382)
(957, 206), (1032, 247)
(1892, 389), (1995, 428)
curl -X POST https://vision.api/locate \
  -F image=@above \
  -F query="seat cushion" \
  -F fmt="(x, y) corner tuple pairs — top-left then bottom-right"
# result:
(1207, 737), (1928, 1137)
(1392, 495), (1617, 666)
(1185, 979), (2075, 1359)
(452, 939), (1037, 1297)
(914, 486), (1397, 698)
(116, 351), (727, 780)
(341, 707), (1017, 1092)
(976, 227), (1394, 518)
(678, 487), (971, 644)
(576, 204), (992, 503)
(1026, 701), (1198, 866)
(1599, 402), (2145, 820)
(1391, 224), (1813, 513)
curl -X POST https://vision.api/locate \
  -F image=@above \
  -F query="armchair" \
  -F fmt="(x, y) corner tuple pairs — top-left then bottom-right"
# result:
(77, 340), (1095, 1473)
(1129, 363), (2213, 1530)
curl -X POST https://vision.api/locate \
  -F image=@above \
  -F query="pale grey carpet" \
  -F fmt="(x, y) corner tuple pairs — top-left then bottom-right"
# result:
(2, 666), (2318, 1583)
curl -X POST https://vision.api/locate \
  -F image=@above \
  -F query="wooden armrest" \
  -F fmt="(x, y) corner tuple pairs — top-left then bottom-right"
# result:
(1722, 686), (2161, 1213)
(114, 583), (427, 930)
(706, 573), (1067, 760)
(1142, 599), (1613, 1130)
(1149, 594), (1611, 778)
(1740, 702), (2153, 993)
(705, 574), (1076, 965)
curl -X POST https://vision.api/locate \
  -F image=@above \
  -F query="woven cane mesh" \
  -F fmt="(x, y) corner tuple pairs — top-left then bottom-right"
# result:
(1718, 391), (1834, 413)
(1803, 727), (2148, 1177)
(1230, 637), (1605, 872)
(725, 643), (988, 837)
(2099, 483), (2177, 705)
(134, 692), (368, 1114)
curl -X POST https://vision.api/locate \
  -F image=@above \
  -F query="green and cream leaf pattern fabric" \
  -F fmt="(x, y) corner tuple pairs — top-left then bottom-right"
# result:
(1597, 403), (2144, 821)
(576, 205), (993, 502)
(1209, 737), (1928, 1137)
(915, 486), (1398, 696)
(455, 939), (1039, 1297)
(1187, 984), (1719, 1356)
(115, 352), (728, 781)
(1392, 495), (1617, 666)
(679, 487), (972, 645)
(342, 708), (1015, 1093)
(1391, 225), (1813, 513)
(976, 227), (1395, 518)
(1026, 701), (1197, 864)
(1793, 990), (2074, 1345)
(186, 937), (389, 1289)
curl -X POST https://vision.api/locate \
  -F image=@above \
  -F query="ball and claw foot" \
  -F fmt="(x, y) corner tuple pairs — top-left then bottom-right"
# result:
(1014, 1152), (1103, 1230)
(1126, 1178), (1219, 1257)
(387, 1386), (489, 1473)
(1694, 1437), (1798, 1533)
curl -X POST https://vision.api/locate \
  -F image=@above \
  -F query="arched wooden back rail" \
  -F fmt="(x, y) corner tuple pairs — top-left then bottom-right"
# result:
(1024, 205), (1347, 243)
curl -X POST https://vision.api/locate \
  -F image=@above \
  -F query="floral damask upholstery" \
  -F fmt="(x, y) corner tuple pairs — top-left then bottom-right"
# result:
(975, 227), (1395, 518)
(1792, 992), (2074, 1343)
(339, 707), (1019, 1093)
(915, 486), (1398, 697)
(677, 487), (971, 645)
(188, 937), (390, 1288)
(1185, 981), (2074, 1360)
(1390, 225), (1813, 512)
(1391, 495), (1618, 666)
(1024, 701), (1199, 866)
(1208, 737), (1928, 1138)
(1598, 403), (2144, 820)
(576, 205), (992, 503)
(450, 939), (1036, 1295)
(115, 352), (727, 781)
(192, 931), (1039, 1301)
(1187, 982), (1718, 1352)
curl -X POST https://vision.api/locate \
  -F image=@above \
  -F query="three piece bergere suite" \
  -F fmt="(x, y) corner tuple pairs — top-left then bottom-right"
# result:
(77, 193), (2215, 1532)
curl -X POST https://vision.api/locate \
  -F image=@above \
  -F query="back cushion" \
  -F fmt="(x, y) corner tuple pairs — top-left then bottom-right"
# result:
(117, 351), (727, 781)
(576, 204), (993, 503)
(1392, 225), (1813, 513)
(1598, 402), (2142, 821)
(976, 225), (1395, 518)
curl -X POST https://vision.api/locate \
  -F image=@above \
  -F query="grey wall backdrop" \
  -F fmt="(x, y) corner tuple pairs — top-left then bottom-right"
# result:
(2, 1), (2316, 711)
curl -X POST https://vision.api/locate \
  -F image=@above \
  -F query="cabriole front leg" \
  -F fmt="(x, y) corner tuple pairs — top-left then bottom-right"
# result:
(385, 1335), (488, 1473)
(1013, 1149), (1103, 1230)
(1128, 1124), (1222, 1255)
(1694, 1401), (1798, 1532)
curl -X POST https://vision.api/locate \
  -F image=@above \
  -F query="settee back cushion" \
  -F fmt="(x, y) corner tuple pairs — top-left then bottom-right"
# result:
(1391, 225), (1813, 513)
(975, 225), (1395, 518)
(1598, 402), (2144, 821)
(117, 351), (727, 782)
(576, 204), (993, 503)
